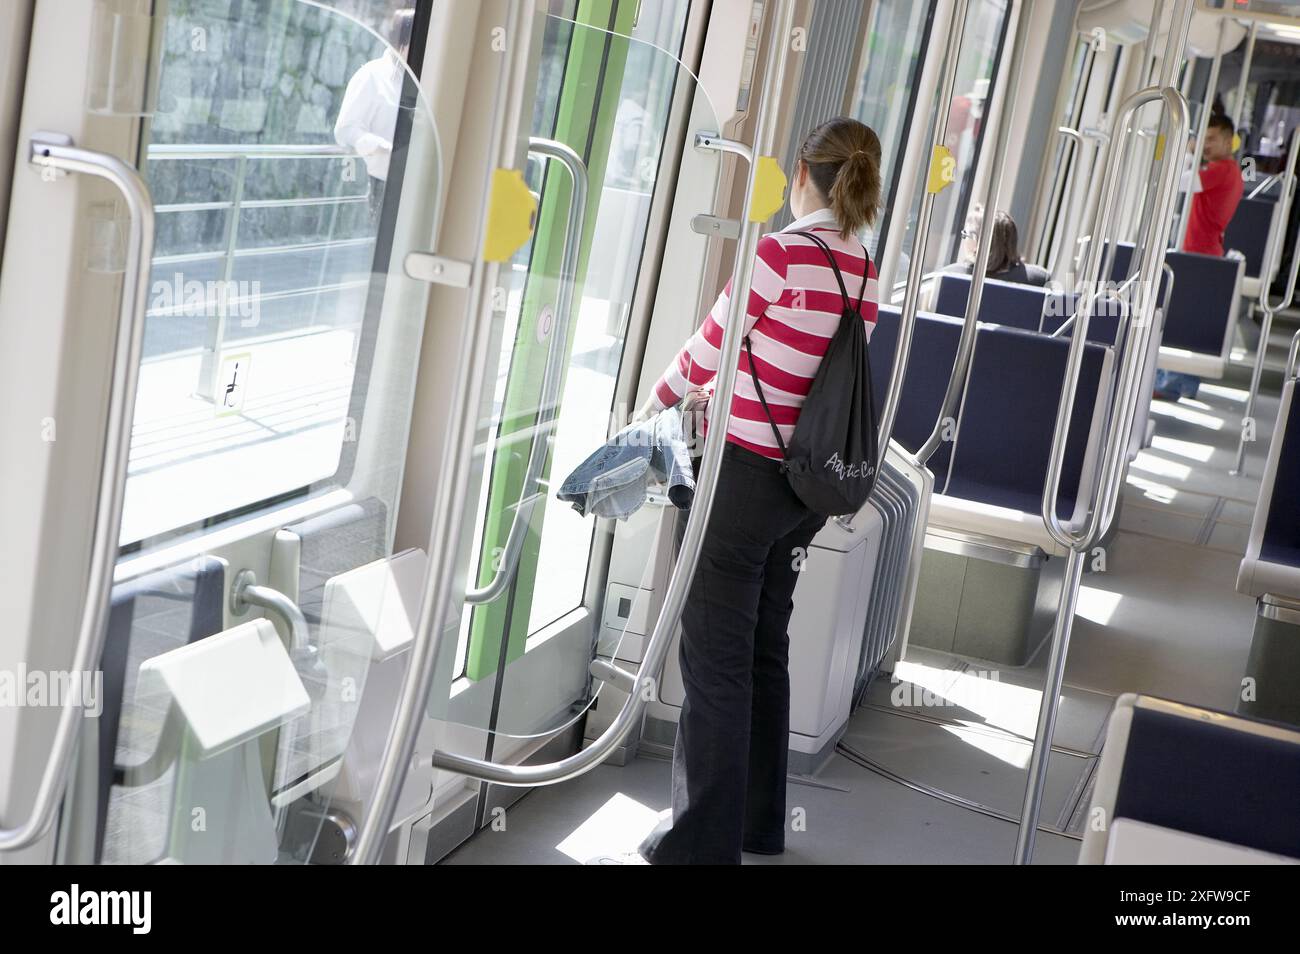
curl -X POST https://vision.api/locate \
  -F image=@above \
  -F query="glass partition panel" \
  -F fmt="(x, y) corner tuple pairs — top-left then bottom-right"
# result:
(104, 0), (441, 865)
(431, 2), (721, 748)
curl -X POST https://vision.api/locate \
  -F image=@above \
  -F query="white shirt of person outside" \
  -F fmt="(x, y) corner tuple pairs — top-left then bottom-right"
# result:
(333, 48), (405, 182)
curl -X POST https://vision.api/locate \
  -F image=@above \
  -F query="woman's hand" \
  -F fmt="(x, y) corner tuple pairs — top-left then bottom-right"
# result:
(682, 386), (711, 415)
(629, 395), (660, 426)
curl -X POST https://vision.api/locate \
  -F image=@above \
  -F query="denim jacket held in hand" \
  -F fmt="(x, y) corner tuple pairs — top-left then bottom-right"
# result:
(557, 406), (695, 520)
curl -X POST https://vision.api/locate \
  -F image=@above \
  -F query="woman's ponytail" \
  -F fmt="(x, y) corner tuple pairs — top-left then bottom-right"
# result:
(798, 118), (883, 239)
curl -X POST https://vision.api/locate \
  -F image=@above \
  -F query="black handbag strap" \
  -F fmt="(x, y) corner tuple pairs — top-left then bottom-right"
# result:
(743, 230), (870, 461)
(744, 335), (789, 463)
(792, 229), (870, 314)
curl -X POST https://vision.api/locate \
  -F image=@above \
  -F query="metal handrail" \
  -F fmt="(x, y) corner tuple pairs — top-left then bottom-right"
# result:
(422, 0), (798, 789)
(0, 136), (155, 851)
(465, 137), (588, 604)
(1094, 260), (1175, 544)
(1232, 127), (1300, 477)
(1229, 21), (1257, 132)
(1015, 74), (1190, 867)
(1287, 328), (1300, 380)
(348, 0), (536, 865)
(1247, 173), (1283, 200)
(1042, 86), (1187, 553)
(1049, 271), (1139, 338)
(1174, 16), (1229, 251)
(147, 143), (353, 159)
(230, 570), (312, 655)
(915, 0), (1033, 464)
(878, 0), (971, 463)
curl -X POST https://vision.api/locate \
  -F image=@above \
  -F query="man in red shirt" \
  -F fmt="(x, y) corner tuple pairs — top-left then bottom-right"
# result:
(1155, 115), (1245, 402)
(1183, 114), (1244, 256)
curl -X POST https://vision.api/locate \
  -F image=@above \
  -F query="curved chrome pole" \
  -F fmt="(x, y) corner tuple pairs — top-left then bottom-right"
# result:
(1041, 87), (1187, 554)
(1175, 17), (1229, 251)
(878, 0), (971, 460)
(465, 137), (588, 604)
(1017, 81), (1190, 866)
(1287, 328), (1300, 380)
(349, 0), (536, 865)
(0, 136), (155, 851)
(1230, 21), (1258, 135)
(1232, 127), (1300, 477)
(917, 5), (1033, 464)
(1039, 123), (1085, 275)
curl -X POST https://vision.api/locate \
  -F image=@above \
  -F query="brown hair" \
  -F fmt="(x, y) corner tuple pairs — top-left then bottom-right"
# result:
(797, 117), (883, 239)
(968, 205), (1023, 275)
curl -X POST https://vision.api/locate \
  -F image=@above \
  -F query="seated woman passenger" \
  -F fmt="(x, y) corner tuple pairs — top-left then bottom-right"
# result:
(943, 205), (1049, 286)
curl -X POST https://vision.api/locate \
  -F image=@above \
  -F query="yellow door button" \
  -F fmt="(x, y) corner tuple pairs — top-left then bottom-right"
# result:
(927, 144), (955, 195)
(482, 168), (538, 262)
(748, 156), (788, 223)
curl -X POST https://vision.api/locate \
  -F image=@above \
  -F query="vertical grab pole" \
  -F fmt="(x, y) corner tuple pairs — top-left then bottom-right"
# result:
(1230, 21), (1258, 138)
(1233, 127), (1300, 477)
(349, 0), (536, 865)
(1042, 126), (1085, 277)
(1014, 80), (1190, 865)
(1174, 17), (1229, 251)
(463, 138), (588, 604)
(915, 0), (1032, 463)
(1092, 0), (1194, 286)
(876, 0), (971, 455)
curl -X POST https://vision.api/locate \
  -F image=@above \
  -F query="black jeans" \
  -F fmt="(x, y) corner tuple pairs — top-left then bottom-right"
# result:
(639, 442), (826, 864)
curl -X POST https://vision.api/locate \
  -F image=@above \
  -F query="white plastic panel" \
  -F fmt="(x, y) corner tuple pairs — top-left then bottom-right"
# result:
(137, 618), (310, 758)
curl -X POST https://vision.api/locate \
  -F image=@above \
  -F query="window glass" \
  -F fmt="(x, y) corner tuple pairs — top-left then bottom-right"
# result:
(453, 0), (693, 680)
(891, 0), (1011, 280)
(121, 0), (424, 546)
(847, 0), (933, 261)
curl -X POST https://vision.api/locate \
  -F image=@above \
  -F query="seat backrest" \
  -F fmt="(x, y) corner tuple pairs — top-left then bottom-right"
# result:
(869, 307), (963, 480)
(1161, 250), (1242, 356)
(1080, 695), (1300, 864)
(932, 272), (1064, 334)
(936, 266), (1119, 346)
(1076, 239), (1136, 283)
(944, 325), (1110, 520)
(1224, 197), (1279, 279)
(101, 556), (225, 862)
(1260, 380), (1300, 567)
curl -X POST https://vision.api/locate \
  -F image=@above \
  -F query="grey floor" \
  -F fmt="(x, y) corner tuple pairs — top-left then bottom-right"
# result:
(442, 370), (1279, 866)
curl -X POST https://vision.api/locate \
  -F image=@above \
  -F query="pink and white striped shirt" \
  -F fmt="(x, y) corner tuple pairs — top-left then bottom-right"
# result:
(650, 207), (879, 460)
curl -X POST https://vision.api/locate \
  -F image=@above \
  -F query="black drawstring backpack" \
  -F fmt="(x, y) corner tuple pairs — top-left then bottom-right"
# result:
(744, 230), (879, 517)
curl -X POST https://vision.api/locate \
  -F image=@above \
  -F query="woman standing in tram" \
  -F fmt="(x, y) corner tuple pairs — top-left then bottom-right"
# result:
(620, 117), (884, 865)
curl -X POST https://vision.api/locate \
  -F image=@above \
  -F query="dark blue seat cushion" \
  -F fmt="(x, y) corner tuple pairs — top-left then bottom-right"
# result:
(1260, 385), (1300, 568)
(1162, 251), (1239, 355)
(944, 326), (1108, 521)
(1114, 703), (1300, 859)
(869, 307), (963, 481)
(1224, 198), (1275, 278)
